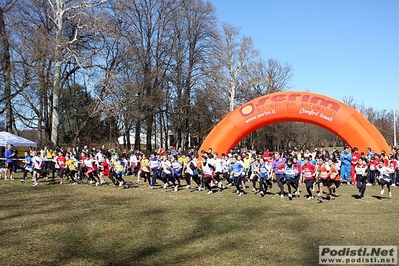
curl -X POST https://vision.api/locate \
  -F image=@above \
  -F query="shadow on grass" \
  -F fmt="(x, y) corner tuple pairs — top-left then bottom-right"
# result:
(371, 195), (388, 200)
(1, 182), (370, 266)
(351, 194), (362, 199)
(74, 207), (322, 265)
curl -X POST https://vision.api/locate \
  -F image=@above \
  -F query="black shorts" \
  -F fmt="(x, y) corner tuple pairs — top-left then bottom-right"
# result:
(319, 179), (327, 186)
(380, 178), (392, 186)
(320, 179), (332, 187)
(140, 171), (150, 178)
(5, 162), (14, 170)
(58, 168), (66, 177)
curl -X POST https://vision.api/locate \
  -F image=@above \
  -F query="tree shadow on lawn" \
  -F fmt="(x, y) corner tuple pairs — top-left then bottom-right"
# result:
(16, 203), (319, 265)
(54, 206), (325, 266)
(0, 187), (346, 266)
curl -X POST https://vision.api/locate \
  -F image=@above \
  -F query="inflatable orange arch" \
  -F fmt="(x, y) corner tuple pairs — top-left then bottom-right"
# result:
(199, 91), (389, 156)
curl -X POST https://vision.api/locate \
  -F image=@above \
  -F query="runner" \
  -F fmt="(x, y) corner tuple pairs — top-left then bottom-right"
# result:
(301, 157), (316, 200)
(249, 159), (260, 193)
(65, 154), (78, 185)
(21, 151), (33, 183)
(258, 157), (272, 197)
(149, 153), (161, 189)
(98, 154), (112, 186)
(160, 155), (176, 191)
(55, 151), (67, 184)
(184, 155), (201, 189)
(376, 160), (394, 198)
(201, 155), (215, 194)
(171, 155), (182, 191)
(316, 157), (329, 202)
(355, 157), (368, 200)
(283, 158), (299, 200)
(229, 156), (245, 196)
(32, 151), (43, 186)
(272, 152), (286, 198)
(367, 156), (378, 186)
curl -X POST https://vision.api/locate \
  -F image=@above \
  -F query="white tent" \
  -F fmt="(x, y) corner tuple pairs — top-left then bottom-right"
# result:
(0, 131), (37, 147)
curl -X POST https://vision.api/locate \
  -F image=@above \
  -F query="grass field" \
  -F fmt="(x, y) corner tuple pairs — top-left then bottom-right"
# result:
(0, 173), (398, 266)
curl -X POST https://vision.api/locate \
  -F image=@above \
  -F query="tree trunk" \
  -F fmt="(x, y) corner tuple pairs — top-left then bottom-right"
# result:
(124, 123), (130, 150)
(51, 60), (62, 147)
(0, 8), (12, 133)
(146, 115), (153, 151)
(134, 119), (141, 151)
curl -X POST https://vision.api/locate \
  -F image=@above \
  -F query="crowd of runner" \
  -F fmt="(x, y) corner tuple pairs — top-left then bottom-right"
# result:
(2, 143), (399, 201)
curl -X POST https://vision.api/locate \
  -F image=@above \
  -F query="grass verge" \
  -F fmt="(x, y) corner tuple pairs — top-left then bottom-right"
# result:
(0, 174), (398, 265)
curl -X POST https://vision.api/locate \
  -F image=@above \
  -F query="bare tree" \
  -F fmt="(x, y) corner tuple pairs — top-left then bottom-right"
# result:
(342, 95), (356, 108)
(113, 0), (180, 151)
(0, 1), (17, 133)
(215, 22), (260, 112)
(6, 0), (110, 146)
(167, 0), (217, 149)
(46, 0), (108, 146)
(241, 58), (292, 102)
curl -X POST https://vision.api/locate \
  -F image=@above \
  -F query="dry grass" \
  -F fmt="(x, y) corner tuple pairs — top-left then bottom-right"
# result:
(0, 173), (398, 265)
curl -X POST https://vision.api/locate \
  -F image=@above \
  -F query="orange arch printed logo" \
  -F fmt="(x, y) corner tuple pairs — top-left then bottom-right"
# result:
(240, 104), (255, 116)
(239, 92), (342, 117)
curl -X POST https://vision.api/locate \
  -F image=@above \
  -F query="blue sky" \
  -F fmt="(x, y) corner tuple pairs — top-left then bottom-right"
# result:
(209, 0), (399, 112)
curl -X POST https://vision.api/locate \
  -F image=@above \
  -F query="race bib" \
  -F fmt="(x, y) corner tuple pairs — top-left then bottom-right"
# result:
(303, 170), (312, 178)
(356, 168), (366, 175)
(285, 169), (295, 175)
(320, 172), (328, 178)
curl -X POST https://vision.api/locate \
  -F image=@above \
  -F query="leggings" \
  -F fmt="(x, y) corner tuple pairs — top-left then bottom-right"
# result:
(140, 171), (151, 184)
(252, 174), (259, 189)
(214, 172), (222, 183)
(203, 177), (212, 191)
(275, 174), (285, 195)
(174, 173), (181, 186)
(151, 169), (158, 187)
(163, 173), (176, 186)
(234, 176), (243, 192)
(67, 170), (77, 183)
(22, 169), (33, 180)
(222, 172), (230, 182)
(286, 178), (298, 195)
(294, 175), (300, 187)
(305, 179), (315, 197)
(356, 175), (366, 197)
(114, 172), (126, 184)
(259, 177), (272, 193)
(367, 170), (377, 184)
